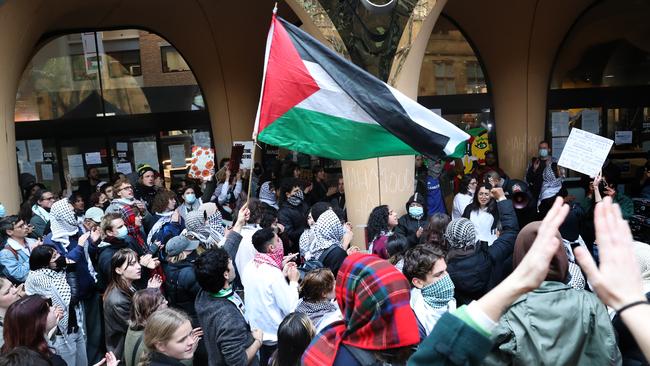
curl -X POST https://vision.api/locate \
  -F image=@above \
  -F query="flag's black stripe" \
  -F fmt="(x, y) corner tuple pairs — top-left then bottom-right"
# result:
(279, 17), (451, 157)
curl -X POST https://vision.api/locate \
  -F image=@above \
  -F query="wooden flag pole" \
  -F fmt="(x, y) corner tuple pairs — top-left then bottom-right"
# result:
(246, 139), (259, 201)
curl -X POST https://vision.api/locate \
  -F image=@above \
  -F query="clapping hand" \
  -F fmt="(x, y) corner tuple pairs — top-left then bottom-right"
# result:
(147, 274), (163, 289)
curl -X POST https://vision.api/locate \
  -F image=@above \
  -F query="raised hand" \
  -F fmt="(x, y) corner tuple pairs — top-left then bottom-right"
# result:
(574, 197), (646, 309)
(147, 274), (163, 289)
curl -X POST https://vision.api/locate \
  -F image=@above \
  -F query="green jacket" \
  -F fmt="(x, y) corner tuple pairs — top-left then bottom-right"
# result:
(580, 192), (634, 220)
(409, 311), (493, 366)
(483, 281), (621, 366)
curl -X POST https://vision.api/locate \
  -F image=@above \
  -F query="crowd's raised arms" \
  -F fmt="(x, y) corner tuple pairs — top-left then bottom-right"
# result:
(0, 153), (648, 366)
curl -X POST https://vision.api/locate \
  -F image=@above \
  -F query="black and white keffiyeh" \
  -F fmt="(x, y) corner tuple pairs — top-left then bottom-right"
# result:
(25, 268), (71, 332)
(185, 209), (224, 248)
(309, 209), (345, 259)
(50, 199), (79, 246)
(295, 299), (338, 329)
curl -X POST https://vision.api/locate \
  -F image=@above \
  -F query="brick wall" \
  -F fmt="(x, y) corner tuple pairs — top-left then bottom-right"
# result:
(139, 31), (198, 87)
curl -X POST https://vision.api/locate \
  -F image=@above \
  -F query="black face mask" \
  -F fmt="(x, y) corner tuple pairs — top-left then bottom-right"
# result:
(53, 255), (67, 272)
(102, 201), (110, 210)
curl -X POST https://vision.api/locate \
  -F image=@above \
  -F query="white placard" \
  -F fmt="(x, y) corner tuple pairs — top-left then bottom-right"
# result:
(16, 140), (28, 162)
(431, 108), (442, 116)
(615, 131), (633, 145)
(551, 111), (570, 137)
(116, 162), (132, 175)
(116, 142), (128, 152)
(133, 141), (159, 171)
(67, 154), (85, 178)
(40, 164), (54, 181)
(581, 109), (599, 134)
(558, 128), (614, 178)
(233, 141), (254, 169)
(168, 145), (187, 168)
(552, 137), (568, 160)
(27, 139), (44, 162)
(85, 152), (102, 165)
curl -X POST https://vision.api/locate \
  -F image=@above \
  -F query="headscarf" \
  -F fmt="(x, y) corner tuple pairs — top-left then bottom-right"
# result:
(49, 199), (79, 246)
(185, 207), (224, 248)
(309, 210), (345, 259)
(258, 181), (278, 209)
(538, 163), (563, 205)
(445, 218), (477, 249)
(302, 253), (419, 366)
(513, 221), (568, 282)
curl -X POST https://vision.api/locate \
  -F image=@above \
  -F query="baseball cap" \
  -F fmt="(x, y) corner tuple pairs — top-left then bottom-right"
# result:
(166, 235), (199, 257)
(84, 207), (104, 224)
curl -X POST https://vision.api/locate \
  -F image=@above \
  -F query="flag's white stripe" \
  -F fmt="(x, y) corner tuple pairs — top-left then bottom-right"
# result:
(253, 17), (276, 138)
(386, 84), (470, 154)
(297, 61), (378, 125)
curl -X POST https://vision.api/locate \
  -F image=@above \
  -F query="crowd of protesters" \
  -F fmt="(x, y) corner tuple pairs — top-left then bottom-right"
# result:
(0, 146), (648, 366)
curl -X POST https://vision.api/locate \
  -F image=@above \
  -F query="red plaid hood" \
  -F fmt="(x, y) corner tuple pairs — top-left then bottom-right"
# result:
(302, 253), (419, 366)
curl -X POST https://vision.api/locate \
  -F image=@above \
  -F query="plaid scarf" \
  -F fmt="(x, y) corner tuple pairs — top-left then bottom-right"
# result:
(185, 210), (224, 248)
(302, 253), (419, 366)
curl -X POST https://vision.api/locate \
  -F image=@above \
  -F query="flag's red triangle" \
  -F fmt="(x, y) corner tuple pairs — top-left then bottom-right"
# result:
(258, 16), (320, 133)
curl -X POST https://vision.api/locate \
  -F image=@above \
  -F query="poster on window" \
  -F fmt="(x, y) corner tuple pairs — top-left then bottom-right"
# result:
(188, 146), (215, 180)
(133, 141), (159, 172)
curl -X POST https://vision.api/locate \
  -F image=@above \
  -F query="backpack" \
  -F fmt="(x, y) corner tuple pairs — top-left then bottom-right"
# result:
(298, 244), (339, 279)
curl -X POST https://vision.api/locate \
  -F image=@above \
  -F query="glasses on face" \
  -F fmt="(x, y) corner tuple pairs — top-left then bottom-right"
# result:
(119, 185), (133, 192)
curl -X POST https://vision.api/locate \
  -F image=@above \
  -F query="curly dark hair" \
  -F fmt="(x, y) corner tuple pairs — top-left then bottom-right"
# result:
(194, 247), (232, 293)
(458, 174), (476, 195)
(279, 178), (301, 203)
(402, 244), (445, 285)
(366, 205), (389, 243)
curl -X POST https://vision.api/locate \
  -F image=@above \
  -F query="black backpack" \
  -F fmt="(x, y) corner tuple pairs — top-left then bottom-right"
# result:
(298, 244), (339, 279)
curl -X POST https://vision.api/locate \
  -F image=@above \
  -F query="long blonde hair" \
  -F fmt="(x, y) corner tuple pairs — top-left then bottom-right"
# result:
(138, 308), (191, 366)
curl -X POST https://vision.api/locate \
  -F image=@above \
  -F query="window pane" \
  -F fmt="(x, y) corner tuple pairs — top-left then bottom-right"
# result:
(419, 17), (488, 96)
(15, 30), (204, 121)
(551, 0), (650, 89)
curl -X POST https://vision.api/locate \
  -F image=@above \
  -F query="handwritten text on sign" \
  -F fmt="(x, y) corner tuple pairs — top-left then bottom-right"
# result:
(558, 128), (613, 178)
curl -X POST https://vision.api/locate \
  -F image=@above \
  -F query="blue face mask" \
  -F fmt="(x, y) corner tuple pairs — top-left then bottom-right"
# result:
(409, 205), (424, 219)
(0, 204), (5, 218)
(184, 193), (196, 204)
(539, 148), (549, 158)
(116, 226), (129, 239)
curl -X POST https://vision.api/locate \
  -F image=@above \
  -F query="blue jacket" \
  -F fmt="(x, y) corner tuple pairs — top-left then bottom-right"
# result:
(43, 233), (96, 300)
(0, 243), (31, 283)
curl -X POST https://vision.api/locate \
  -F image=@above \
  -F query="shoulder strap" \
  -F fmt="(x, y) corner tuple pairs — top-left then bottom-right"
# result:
(318, 244), (340, 263)
(132, 332), (144, 366)
(3, 245), (19, 260)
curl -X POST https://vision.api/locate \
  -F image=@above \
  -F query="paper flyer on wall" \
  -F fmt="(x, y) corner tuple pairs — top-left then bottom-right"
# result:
(40, 164), (54, 181)
(169, 145), (187, 168)
(133, 141), (159, 171)
(116, 162), (132, 175)
(85, 152), (102, 165)
(581, 109), (599, 134)
(27, 139), (44, 162)
(558, 128), (613, 178)
(551, 111), (570, 137)
(16, 140), (28, 163)
(67, 154), (85, 178)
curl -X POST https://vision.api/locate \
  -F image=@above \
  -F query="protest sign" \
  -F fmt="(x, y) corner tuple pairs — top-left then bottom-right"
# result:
(558, 128), (613, 178)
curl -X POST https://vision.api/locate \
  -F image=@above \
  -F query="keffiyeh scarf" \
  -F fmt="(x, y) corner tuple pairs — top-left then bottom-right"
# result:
(25, 268), (72, 333)
(258, 181), (278, 209)
(302, 253), (419, 366)
(539, 163), (563, 205)
(253, 238), (284, 270)
(146, 211), (174, 246)
(49, 199), (79, 246)
(295, 299), (338, 329)
(32, 204), (50, 223)
(309, 209), (345, 260)
(185, 210), (224, 248)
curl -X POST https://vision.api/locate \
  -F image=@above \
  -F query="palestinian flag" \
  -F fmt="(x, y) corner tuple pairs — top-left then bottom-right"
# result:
(253, 15), (470, 160)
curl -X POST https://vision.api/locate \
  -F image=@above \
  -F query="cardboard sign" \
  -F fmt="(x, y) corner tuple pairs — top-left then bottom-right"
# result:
(558, 128), (613, 178)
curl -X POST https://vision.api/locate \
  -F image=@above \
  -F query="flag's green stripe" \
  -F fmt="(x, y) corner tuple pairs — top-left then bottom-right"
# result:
(448, 140), (467, 159)
(258, 107), (417, 160)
